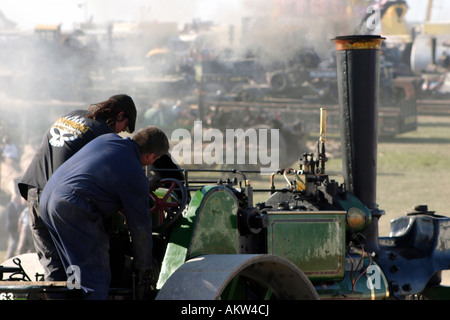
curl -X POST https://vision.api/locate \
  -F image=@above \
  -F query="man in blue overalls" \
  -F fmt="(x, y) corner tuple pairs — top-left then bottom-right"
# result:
(39, 126), (169, 299)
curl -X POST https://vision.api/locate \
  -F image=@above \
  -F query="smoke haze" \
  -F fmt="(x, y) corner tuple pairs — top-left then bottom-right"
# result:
(0, 0), (390, 154)
(1, 0), (267, 30)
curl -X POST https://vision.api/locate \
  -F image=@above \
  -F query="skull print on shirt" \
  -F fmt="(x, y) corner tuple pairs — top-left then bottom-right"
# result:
(49, 115), (90, 147)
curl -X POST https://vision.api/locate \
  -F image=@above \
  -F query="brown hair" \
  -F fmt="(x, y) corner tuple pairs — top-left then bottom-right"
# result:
(87, 94), (137, 132)
(132, 126), (169, 157)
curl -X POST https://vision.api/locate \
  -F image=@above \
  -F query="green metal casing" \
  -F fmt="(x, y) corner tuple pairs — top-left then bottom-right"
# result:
(158, 185), (348, 288)
(157, 185), (240, 289)
(266, 211), (346, 282)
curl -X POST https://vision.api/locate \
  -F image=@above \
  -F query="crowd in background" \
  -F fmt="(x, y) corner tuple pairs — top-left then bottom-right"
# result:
(1, 136), (35, 260)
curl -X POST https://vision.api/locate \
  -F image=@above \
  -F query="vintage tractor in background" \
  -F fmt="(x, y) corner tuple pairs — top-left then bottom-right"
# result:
(1, 35), (449, 300)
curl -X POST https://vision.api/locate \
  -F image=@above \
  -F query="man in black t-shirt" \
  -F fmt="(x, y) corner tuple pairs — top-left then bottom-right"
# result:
(18, 94), (137, 281)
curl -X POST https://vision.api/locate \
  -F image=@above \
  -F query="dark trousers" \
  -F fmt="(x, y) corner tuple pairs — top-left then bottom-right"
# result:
(27, 187), (67, 281)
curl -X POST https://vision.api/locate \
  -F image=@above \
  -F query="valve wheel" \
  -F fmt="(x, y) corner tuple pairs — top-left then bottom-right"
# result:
(150, 178), (187, 231)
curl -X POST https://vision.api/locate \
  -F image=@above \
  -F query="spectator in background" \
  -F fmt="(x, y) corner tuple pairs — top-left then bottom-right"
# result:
(16, 206), (34, 255)
(2, 136), (19, 162)
(5, 189), (25, 259)
(1, 136), (21, 203)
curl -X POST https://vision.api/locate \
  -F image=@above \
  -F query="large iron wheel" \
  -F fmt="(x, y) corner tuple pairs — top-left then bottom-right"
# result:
(156, 254), (319, 300)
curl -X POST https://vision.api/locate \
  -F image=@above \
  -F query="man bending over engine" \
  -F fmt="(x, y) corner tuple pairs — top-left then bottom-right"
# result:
(39, 126), (169, 300)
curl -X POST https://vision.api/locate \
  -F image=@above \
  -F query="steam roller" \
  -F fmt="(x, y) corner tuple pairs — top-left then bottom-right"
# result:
(153, 34), (450, 300)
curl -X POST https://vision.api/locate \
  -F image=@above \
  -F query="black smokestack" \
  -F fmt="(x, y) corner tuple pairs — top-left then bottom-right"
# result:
(333, 35), (384, 207)
(332, 35), (385, 251)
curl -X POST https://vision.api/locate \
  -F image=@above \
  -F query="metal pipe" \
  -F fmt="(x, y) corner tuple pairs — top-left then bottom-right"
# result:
(332, 35), (385, 251)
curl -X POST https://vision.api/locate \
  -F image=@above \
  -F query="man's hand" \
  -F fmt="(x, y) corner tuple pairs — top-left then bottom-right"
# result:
(135, 259), (160, 299)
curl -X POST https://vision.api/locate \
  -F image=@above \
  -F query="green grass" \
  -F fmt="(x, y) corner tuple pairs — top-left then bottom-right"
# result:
(375, 115), (450, 236)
